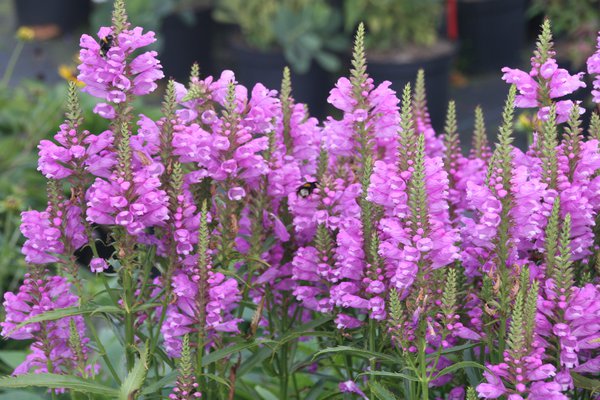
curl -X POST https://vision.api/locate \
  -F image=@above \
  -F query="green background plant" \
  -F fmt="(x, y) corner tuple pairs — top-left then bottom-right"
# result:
(213, 0), (347, 73)
(529, 0), (600, 67)
(343, 0), (443, 51)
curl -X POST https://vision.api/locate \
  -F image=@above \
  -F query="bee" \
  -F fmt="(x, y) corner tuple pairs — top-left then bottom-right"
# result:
(296, 181), (318, 198)
(99, 34), (114, 58)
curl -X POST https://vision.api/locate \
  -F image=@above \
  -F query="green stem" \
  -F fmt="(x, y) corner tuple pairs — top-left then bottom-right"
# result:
(84, 315), (121, 384)
(293, 374), (300, 399)
(279, 295), (289, 399)
(123, 269), (135, 370)
(419, 339), (429, 400)
(0, 41), (24, 88)
(196, 327), (205, 390)
(280, 343), (289, 399)
(368, 319), (376, 395)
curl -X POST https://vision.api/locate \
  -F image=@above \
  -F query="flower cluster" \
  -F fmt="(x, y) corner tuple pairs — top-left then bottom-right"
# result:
(588, 32), (600, 103)
(78, 24), (163, 119)
(4, 7), (600, 399)
(1, 273), (94, 376)
(501, 22), (586, 123)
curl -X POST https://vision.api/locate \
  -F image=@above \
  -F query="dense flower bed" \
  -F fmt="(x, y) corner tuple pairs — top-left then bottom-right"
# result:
(2, 1), (600, 399)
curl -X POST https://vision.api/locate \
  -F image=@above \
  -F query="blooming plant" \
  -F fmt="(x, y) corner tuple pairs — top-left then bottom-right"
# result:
(2, 2), (600, 399)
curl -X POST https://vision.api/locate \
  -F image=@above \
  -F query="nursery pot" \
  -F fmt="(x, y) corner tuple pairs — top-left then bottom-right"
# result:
(457, 0), (525, 74)
(367, 41), (455, 131)
(231, 43), (330, 119)
(14, 0), (91, 34)
(160, 8), (214, 82)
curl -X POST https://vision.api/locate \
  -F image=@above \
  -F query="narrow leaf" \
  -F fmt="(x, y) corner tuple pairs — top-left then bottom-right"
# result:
(0, 373), (119, 397)
(141, 371), (177, 395)
(571, 372), (600, 393)
(255, 385), (279, 400)
(14, 305), (126, 330)
(370, 381), (398, 400)
(433, 361), (487, 380)
(358, 370), (419, 382)
(313, 346), (400, 364)
(201, 339), (273, 367)
(119, 346), (149, 400)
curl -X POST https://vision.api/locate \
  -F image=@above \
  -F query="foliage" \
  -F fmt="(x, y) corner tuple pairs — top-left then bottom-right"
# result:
(343, 0), (443, 50)
(213, 0), (347, 73)
(91, 0), (211, 43)
(529, 0), (600, 67)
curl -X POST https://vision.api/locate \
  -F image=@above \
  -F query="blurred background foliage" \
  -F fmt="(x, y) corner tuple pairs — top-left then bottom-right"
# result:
(343, 0), (443, 50)
(528, 0), (600, 68)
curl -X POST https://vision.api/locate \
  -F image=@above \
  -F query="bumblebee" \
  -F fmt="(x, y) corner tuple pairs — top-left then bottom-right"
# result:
(100, 34), (114, 57)
(296, 181), (318, 198)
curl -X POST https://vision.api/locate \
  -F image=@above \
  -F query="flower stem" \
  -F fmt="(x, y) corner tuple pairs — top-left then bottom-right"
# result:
(0, 41), (24, 88)
(419, 339), (429, 400)
(123, 268), (135, 370)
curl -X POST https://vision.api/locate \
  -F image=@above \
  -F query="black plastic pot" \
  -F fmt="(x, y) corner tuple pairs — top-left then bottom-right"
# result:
(160, 8), (214, 82)
(368, 44), (455, 130)
(231, 44), (331, 119)
(457, 0), (525, 74)
(15, 0), (91, 33)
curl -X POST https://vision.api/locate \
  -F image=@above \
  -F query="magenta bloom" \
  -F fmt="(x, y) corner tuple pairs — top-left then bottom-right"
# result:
(587, 32), (600, 103)
(38, 123), (116, 181)
(21, 202), (86, 265)
(172, 73), (273, 189)
(162, 269), (241, 356)
(324, 76), (399, 161)
(370, 154), (459, 291)
(78, 26), (164, 118)
(339, 380), (368, 399)
(86, 166), (169, 235)
(1, 274), (93, 375)
(502, 57), (585, 123)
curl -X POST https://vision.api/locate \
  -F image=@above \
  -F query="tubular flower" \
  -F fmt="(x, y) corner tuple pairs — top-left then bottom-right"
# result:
(86, 166), (169, 235)
(162, 268), (241, 357)
(21, 201), (87, 265)
(1, 273), (94, 375)
(78, 26), (164, 118)
(501, 23), (586, 124)
(324, 76), (399, 162)
(172, 73), (274, 190)
(587, 32), (600, 103)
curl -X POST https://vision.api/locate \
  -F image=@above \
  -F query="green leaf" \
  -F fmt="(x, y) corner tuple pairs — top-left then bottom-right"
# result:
(432, 361), (487, 380)
(313, 346), (401, 364)
(0, 351), (26, 369)
(141, 371), (177, 395)
(358, 370), (420, 383)
(238, 347), (273, 377)
(13, 305), (124, 330)
(314, 51), (340, 72)
(201, 339), (273, 367)
(571, 372), (600, 394)
(370, 381), (398, 400)
(0, 390), (45, 400)
(0, 373), (119, 397)
(432, 342), (479, 358)
(463, 348), (484, 388)
(324, 35), (349, 52)
(202, 373), (231, 389)
(343, 0), (365, 31)
(304, 379), (328, 400)
(255, 385), (279, 400)
(118, 346), (149, 400)
(275, 316), (333, 347)
(298, 33), (321, 52)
